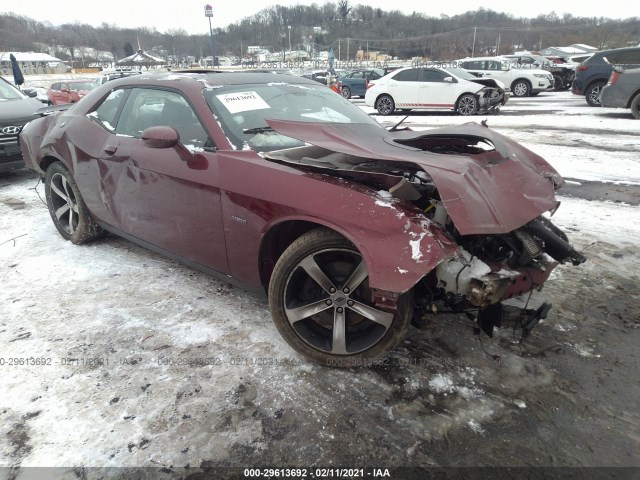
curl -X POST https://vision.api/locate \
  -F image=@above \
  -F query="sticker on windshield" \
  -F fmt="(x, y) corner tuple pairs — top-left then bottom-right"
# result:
(216, 91), (270, 114)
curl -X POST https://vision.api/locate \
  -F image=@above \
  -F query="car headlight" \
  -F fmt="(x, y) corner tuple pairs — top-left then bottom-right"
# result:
(533, 74), (547, 78)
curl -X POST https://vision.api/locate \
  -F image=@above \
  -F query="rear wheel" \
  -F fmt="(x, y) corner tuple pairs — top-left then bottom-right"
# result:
(341, 86), (351, 99)
(268, 228), (412, 367)
(586, 81), (605, 107)
(375, 95), (395, 115)
(630, 93), (640, 119)
(45, 162), (104, 244)
(456, 94), (477, 116)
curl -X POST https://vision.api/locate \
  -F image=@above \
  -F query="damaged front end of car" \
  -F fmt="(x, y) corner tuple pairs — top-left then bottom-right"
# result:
(475, 85), (508, 113)
(264, 120), (586, 338)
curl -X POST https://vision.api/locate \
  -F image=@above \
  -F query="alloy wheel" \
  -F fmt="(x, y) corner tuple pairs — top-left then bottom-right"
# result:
(49, 172), (79, 234)
(283, 248), (393, 355)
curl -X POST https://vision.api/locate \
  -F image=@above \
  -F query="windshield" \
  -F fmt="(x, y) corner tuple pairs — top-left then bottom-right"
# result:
(204, 82), (382, 151)
(0, 78), (26, 101)
(442, 67), (478, 80)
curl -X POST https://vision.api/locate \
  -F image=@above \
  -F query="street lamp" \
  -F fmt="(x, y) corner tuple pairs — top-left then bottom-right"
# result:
(204, 4), (216, 67)
(288, 25), (292, 59)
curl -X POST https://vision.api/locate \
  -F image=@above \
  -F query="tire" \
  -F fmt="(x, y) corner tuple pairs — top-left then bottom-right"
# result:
(268, 228), (412, 367)
(585, 81), (605, 107)
(630, 93), (640, 120)
(456, 93), (478, 116)
(341, 86), (351, 99)
(44, 162), (104, 244)
(375, 95), (395, 115)
(553, 75), (563, 91)
(511, 79), (531, 97)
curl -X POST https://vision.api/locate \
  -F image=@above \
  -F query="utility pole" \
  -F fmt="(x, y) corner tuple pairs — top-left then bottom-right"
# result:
(338, 38), (341, 62)
(288, 25), (292, 58)
(347, 37), (350, 61)
(496, 34), (501, 56)
(471, 26), (477, 57)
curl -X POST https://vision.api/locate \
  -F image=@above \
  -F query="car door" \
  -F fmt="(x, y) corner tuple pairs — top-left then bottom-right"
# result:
(418, 69), (459, 109)
(387, 68), (421, 108)
(88, 87), (229, 273)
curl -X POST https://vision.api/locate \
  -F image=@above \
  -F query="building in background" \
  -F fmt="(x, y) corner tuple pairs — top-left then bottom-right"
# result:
(0, 52), (66, 75)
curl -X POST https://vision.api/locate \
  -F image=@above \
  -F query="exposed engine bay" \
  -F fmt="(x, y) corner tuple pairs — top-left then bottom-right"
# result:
(265, 124), (586, 338)
(473, 84), (507, 113)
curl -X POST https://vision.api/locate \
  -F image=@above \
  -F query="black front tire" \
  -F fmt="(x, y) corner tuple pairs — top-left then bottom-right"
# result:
(553, 75), (563, 91)
(44, 162), (104, 244)
(456, 94), (478, 115)
(268, 228), (412, 367)
(586, 81), (605, 107)
(511, 80), (531, 97)
(341, 86), (351, 99)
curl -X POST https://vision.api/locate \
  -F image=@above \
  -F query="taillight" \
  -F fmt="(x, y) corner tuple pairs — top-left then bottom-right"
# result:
(577, 65), (589, 72)
(608, 71), (620, 85)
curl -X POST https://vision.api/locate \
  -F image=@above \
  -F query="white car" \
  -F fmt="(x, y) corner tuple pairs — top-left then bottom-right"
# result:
(457, 57), (554, 97)
(364, 66), (508, 116)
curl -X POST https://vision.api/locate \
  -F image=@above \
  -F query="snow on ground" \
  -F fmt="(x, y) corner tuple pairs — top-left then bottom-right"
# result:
(1, 89), (639, 471)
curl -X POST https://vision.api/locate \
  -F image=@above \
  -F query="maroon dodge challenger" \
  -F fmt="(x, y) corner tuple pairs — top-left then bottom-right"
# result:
(20, 72), (585, 367)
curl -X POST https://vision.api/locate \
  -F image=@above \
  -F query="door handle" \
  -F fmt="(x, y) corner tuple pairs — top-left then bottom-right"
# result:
(103, 144), (118, 155)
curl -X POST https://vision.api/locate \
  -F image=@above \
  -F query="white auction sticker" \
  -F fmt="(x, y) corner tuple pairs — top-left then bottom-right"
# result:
(216, 91), (270, 114)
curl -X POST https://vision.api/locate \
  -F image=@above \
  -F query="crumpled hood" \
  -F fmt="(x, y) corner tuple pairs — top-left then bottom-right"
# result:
(266, 119), (563, 235)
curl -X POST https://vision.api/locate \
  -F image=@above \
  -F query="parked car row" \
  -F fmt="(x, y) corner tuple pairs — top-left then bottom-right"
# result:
(572, 46), (640, 106)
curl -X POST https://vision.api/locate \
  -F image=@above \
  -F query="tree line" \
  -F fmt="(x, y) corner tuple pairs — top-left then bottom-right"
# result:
(1, 3), (638, 66)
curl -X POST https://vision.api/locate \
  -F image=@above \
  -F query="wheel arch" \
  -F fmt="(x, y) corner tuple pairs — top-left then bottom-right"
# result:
(257, 203), (457, 298)
(511, 77), (532, 90)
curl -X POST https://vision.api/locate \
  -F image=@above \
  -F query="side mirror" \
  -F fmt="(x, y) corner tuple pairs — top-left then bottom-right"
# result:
(23, 88), (38, 98)
(443, 76), (456, 83)
(141, 126), (194, 162)
(61, 88), (70, 93)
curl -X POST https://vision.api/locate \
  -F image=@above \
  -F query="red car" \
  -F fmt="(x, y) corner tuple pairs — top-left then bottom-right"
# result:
(47, 80), (95, 105)
(20, 72), (585, 367)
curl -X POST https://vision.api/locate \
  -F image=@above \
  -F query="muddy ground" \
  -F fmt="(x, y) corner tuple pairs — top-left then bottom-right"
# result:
(1, 92), (639, 479)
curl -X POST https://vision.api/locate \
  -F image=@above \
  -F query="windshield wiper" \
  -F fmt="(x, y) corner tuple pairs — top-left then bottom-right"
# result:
(243, 126), (274, 134)
(389, 115), (409, 132)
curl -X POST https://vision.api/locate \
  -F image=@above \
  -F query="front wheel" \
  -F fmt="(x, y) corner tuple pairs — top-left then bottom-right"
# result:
(456, 94), (478, 116)
(341, 86), (351, 99)
(268, 228), (412, 367)
(630, 93), (640, 119)
(553, 75), (563, 91)
(45, 162), (104, 244)
(511, 80), (531, 97)
(586, 81), (605, 107)
(375, 95), (395, 115)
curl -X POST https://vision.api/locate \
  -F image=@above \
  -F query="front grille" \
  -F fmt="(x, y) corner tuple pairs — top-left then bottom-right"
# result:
(0, 123), (25, 147)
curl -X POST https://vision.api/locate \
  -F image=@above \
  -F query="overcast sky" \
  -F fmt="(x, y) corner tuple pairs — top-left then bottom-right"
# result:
(2, 1), (635, 35)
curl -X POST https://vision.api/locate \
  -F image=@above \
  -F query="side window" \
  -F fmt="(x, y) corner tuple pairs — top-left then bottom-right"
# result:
(51, 83), (60, 91)
(89, 89), (128, 131)
(115, 88), (213, 150)
(421, 69), (448, 82)
(393, 69), (420, 81)
(618, 50), (640, 65)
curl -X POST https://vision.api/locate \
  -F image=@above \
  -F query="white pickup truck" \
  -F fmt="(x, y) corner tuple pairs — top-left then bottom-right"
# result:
(457, 57), (554, 97)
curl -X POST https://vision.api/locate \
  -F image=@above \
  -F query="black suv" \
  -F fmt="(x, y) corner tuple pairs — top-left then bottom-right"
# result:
(572, 47), (640, 106)
(0, 77), (44, 172)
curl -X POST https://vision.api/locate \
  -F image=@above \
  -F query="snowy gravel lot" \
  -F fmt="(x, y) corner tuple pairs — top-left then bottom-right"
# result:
(1, 90), (639, 476)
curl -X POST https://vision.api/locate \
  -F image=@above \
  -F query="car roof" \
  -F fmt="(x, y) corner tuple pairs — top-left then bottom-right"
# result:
(111, 71), (316, 86)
